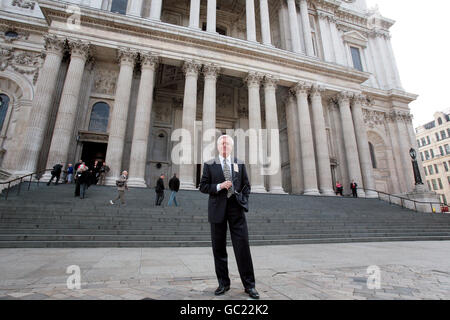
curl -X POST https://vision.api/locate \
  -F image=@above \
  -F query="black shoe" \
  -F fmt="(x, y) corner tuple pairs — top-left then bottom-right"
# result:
(245, 288), (260, 299)
(214, 285), (230, 296)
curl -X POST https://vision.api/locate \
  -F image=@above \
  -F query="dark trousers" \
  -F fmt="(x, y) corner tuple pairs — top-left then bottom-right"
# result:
(210, 195), (255, 290)
(47, 174), (60, 185)
(155, 192), (164, 206)
(75, 181), (80, 196)
(352, 189), (357, 197)
(80, 183), (88, 199)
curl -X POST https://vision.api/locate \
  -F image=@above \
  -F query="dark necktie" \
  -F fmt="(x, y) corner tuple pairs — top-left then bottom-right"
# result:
(223, 158), (233, 198)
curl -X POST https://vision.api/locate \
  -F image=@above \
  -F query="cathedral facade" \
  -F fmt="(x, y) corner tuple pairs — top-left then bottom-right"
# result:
(0, 0), (425, 196)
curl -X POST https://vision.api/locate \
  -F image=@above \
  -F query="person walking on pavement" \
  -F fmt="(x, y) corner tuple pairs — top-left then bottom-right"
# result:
(77, 164), (90, 199)
(110, 171), (128, 206)
(47, 162), (63, 186)
(98, 162), (110, 186)
(155, 173), (165, 206)
(66, 163), (74, 184)
(350, 180), (358, 198)
(167, 173), (180, 207)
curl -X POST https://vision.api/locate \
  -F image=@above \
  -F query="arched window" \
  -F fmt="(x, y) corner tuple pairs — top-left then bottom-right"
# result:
(0, 94), (10, 132)
(369, 142), (377, 169)
(88, 102), (110, 133)
(438, 117), (443, 125)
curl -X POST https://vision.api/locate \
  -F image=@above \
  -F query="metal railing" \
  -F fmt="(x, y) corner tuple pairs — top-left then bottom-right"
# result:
(363, 188), (448, 214)
(0, 169), (52, 200)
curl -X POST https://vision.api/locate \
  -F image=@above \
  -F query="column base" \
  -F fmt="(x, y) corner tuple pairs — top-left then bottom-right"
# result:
(319, 188), (336, 196)
(269, 186), (287, 194)
(126, 177), (147, 188)
(180, 181), (197, 190)
(105, 176), (119, 186)
(357, 189), (366, 198)
(364, 190), (379, 198)
(251, 185), (267, 193)
(303, 189), (320, 196)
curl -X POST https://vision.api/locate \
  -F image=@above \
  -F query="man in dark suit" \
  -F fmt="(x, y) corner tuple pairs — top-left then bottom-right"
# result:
(155, 174), (165, 206)
(350, 180), (358, 198)
(199, 135), (259, 299)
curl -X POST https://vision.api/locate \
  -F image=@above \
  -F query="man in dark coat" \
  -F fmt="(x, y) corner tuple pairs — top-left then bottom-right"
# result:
(167, 173), (180, 206)
(199, 135), (258, 299)
(350, 180), (358, 198)
(155, 174), (165, 206)
(47, 163), (63, 186)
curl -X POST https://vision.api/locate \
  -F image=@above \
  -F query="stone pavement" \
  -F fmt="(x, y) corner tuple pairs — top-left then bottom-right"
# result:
(0, 241), (449, 300)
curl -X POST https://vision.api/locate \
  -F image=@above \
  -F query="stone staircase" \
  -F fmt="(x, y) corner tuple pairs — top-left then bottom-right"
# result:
(0, 182), (449, 248)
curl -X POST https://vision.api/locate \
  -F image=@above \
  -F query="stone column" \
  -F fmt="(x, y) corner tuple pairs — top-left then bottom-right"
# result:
(149, 0), (163, 20)
(285, 92), (303, 194)
(317, 12), (333, 62)
(179, 60), (201, 190)
(351, 94), (377, 198)
(202, 63), (220, 163)
(337, 92), (365, 197)
(246, 0), (257, 42)
(189, 0), (201, 29)
(259, 0), (272, 45)
(310, 85), (334, 196)
(395, 111), (415, 192)
(329, 17), (346, 65)
(127, 0), (143, 16)
(105, 48), (137, 185)
(17, 35), (65, 173)
(127, 53), (159, 188)
(292, 82), (319, 195)
(405, 114), (426, 186)
(299, 0), (314, 56)
(207, 0), (217, 33)
(286, 0), (301, 53)
(263, 75), (285, 194)
(385, 112), (406, 193)
(245, 72), (266, 193)
(44, 40), (90, 177)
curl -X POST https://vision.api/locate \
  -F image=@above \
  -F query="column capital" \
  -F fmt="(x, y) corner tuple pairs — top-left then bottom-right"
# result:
(68, 39), (91, 60)
(117, 47), (138, 66)
(202, 63), (221, 80)
(140, 52), (159, 70)
(44, 34), (66, 55)
(183, 60), (202, 76)
(244, 71), (263, 88)
(291, 81), (311, 96)
(337, 91), (352, 104)
(310, 84), (325, 98)
(263, 74), (279, 90)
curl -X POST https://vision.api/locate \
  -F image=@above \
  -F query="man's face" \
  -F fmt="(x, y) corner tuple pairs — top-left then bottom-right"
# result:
(217, 137), (233, 157)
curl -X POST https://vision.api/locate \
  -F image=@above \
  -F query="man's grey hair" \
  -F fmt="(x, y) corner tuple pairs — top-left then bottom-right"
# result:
(217, 134), (234, 147)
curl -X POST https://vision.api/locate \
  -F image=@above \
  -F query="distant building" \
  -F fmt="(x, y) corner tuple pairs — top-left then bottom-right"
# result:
(415, 111), (450, 204)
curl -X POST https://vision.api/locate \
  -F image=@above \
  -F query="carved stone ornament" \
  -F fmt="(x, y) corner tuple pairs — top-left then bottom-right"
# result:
(182, 60), (202, 76)
(337, 91), (352, 104)
(244, 72), (263, 88)
(117, 48), (138, 65)
(140, 52), (159, 69)
(263, 74), (279, 90)
(68, 40), (91, 60)
(0, 47), (44, 85)
(0, 26), (30, 43)
(93, 67), (118, 95)
(44, 34), (66, 55)
(310, 84), (325, 97)
(202, 63), (220, 80)
(291, 81), (311, 96)
(362, 109), (386, 128)
(11, 0), (36, 10)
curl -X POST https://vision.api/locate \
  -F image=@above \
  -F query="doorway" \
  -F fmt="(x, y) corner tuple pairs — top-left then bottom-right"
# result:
(81, 142), (107, 169)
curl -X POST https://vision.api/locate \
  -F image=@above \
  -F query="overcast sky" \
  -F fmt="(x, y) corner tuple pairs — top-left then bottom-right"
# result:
(365, 0), (450, 128)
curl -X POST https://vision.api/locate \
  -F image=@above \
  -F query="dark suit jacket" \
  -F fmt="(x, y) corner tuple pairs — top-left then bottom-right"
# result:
(199, 157), (251, 224)
(155, 178), (165, 193)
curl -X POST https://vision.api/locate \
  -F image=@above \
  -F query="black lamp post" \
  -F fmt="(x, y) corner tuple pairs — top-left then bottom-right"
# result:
(409, 148), (423, 185)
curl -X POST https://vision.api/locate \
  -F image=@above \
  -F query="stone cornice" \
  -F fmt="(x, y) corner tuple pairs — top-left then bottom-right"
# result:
(36, 0), (370, 86)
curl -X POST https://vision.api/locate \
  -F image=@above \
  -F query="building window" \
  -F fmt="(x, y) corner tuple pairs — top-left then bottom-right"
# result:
(445, 144), (450, 155)
(442, 130), (447, 140)
(448, 176), (450, 185)
(438, 117), (443, 125)
(350, 46), (363, 71)
(428, 165), (434, 175)
(368, 142), (377, 169)
(432, 179), (438, 190)
(441, 194), (447, 205)
(0, 94), (10, 132)
(88, 102), (110, 133)
(424, 166), (428, 176)
(427, 136), (431, 144)
(417, 139), (421, 147)
(436, 132), (440, 142)
(427, 180), (431, 190)
(440, 146), (445, 156)
(309, 15), (320, 57)
(438, 178), (443, 189)
(110, 0), (128, 15)
(431, 149), (435, 158)
(201, 23), (227, 36)
(425, 150), (430, 160)
(444, 162), (449, 172)
(420, 152), (424, 162)
(434, 164), (439, 174)
(447, 129), (450, 138)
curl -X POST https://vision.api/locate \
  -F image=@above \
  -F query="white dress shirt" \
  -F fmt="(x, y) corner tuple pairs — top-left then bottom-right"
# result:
(217, 154), (232, 191)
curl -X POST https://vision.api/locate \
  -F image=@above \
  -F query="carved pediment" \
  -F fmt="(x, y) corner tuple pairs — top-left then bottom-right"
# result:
(342, 30), (368, 48)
